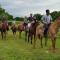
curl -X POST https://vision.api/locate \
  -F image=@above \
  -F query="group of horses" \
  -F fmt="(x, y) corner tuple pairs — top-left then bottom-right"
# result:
(0, 16), (60, 52)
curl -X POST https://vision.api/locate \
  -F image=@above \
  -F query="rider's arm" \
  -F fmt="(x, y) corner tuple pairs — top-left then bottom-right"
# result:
(41, 15), (46, 24)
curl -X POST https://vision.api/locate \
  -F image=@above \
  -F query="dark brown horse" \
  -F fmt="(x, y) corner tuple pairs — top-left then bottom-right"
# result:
(1, 21), (9, 39)
(28, 21), (39, 45)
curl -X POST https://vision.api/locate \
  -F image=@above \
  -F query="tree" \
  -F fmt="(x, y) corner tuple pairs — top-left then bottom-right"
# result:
(5, 12), (13, 20)
(34, 14), (42, 21)
(51, 11), (60, 21)
(14, 17), (24, 21)
(0, 6), (13, 21)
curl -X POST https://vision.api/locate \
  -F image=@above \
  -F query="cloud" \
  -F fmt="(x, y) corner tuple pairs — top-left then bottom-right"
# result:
(0, 0), (60, 17)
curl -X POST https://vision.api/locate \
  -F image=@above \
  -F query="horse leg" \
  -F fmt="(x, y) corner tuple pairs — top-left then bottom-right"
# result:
(33, 34), (36, 48)
(52, 37), (56, 52)
(40, 36), (43, 48)
(4, 31), (6, 40)
(1, 31), (3, 39)
(28, 34), (30, 43)
(13, 32), (15, 40)
(31, 35), (33, 44)
(19, 31), (21, 38)
(38, 35), (43, 48)
(25, 31), (27, 42)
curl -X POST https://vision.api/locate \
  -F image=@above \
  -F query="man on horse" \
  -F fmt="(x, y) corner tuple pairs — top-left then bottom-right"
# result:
(24, 16), (28, 30)
(41, 9), (52, 46)
(28, 14), (34, 22)
(27, 14), (38, 44)
(27, 14), (36, 28)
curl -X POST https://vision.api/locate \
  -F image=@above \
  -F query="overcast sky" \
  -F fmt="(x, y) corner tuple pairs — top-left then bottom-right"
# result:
(0, 0), (60, 17)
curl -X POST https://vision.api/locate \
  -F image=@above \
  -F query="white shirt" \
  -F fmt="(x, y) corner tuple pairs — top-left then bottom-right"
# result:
(41, 15), (52, 24)
(24, 18), (28, 23)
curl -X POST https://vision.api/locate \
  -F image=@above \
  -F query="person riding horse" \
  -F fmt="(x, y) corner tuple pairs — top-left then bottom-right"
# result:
(23, 14), (36, 31)
(24, 16), (28, 30)
(27, 14), (38, 44)
(41, 9), (52, 46)
(28, 14), (36, 22)
(27, 14), (36, 27)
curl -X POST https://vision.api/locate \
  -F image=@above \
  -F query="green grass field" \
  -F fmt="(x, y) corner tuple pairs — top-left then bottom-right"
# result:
(0, 30), (60, 60)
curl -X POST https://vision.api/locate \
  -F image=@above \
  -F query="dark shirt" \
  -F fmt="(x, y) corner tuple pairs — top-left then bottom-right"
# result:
(28, 17), (34, 22)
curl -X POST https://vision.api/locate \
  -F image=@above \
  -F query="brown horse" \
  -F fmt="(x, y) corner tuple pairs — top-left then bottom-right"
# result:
(1, 21), (9, 39)
(18, 22), (28, 40)
(28, 21), (39, 45)
(34, 17), (60, 51)
(11, 24), (17, 38)
(48, 17), (60, 51)
(34, 22), (44, 48)
(18, 22), (24, 38)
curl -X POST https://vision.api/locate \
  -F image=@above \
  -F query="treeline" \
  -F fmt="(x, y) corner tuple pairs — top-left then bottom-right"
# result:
(0, 6), (13, 21)
(0, 6), (60, 21)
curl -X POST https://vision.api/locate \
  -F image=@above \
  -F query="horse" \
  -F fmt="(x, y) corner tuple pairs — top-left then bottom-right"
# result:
(28, 21), (39, 45)
(18, 22), (24, 38)
(48, 16), (60, 52)
(33, 21), (51, 48)
(11, 23), (17, 38)
(1, 21), (9, 39)
(34, 22), (44, 48)
(18, 22), (28, 40)
(33, 17), (60, 51)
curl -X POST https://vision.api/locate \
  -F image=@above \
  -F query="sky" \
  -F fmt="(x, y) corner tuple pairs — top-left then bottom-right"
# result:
(0, 0), (60, 17)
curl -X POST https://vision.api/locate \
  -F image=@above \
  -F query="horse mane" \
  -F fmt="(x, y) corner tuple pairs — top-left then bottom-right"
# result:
(53, 16), (60, 26)
(50, 17), (60, 31)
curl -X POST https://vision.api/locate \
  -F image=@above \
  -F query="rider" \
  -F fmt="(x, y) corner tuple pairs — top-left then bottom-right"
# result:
(41, 9), (52, 46)
(24, 16), (28, 29)
(24, 16), (28, 25)
(27, 14), (36, 28)
(28, 14), (35, 23)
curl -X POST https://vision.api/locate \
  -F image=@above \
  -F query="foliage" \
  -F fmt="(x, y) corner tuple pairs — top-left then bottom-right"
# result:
(1, 5), (60, 21)
(0, 6), (13, 21)
(51, 11), (60, 21)
(14, 17), (24, 21)
(34, 14), (42, 21)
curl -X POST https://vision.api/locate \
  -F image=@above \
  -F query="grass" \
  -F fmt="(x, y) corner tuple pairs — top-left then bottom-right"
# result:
(0, 30), (60, 60)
